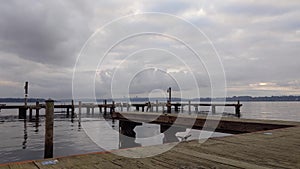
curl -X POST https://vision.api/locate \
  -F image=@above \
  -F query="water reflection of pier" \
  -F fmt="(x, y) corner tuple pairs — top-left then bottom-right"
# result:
(118, 120), (186, 149)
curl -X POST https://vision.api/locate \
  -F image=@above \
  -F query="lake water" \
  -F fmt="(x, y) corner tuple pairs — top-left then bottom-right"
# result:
(0, 101), (299, 164)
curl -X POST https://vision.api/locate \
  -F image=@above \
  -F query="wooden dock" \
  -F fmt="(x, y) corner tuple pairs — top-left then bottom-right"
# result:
(0, 114), (299, 168)
(0, 101), (242, 120)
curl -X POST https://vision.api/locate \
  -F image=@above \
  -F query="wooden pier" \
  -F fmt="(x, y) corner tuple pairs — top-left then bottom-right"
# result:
(0, 100), (242, 120)
(0, 113), (299, 168)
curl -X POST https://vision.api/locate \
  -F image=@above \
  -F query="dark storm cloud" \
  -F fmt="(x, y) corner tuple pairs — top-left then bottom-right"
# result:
(0, 0), (299, 98)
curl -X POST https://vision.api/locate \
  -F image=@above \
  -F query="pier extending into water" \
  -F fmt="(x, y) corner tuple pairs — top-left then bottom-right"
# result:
(0, 100), (242, 120)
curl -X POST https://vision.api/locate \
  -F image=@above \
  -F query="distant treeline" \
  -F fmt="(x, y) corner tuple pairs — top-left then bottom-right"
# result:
(126, 96), (300, 102)
(198, 95), (300, 102)
(0, 98), (45, 103)
(0, 95), (299, 103)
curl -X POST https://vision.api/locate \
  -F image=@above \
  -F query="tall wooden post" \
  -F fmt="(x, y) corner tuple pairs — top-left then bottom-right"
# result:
(156, 100), (158, 112)
(167, 87), (171, 103)
(44, 99), (54, 158)
(78, 101), (82, 127)
(24, 81), (28, 107)
(167, 87), (171, 113)
(188, 100), (191, 113)
(71, 100), (75, 119)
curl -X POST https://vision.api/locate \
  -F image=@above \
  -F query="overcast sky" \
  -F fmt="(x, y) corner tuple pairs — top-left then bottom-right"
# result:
(0, 0), (299, 99)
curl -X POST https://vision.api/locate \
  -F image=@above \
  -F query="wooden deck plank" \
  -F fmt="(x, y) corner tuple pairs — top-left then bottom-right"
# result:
(7, 162), (38, 169)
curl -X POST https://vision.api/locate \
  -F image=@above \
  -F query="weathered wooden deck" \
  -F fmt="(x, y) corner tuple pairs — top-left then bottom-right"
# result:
(0, 117), (299, 169)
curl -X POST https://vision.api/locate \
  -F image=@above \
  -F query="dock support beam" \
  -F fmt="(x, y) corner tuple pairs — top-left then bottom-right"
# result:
(44, 99), (54, 159)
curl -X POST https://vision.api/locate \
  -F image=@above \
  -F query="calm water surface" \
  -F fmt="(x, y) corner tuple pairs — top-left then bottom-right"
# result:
(0, 101), (299, 164)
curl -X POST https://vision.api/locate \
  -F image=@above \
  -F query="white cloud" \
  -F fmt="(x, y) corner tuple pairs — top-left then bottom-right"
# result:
(0, 0), (300, 98)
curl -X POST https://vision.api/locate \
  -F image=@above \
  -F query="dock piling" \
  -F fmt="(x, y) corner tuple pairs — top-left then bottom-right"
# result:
(212, 105), (216, 114)
(29, 108), (32, 121)
(71, 100), (75, 119)
(104, 100), (107, 115)
(235, 100), (241, 117)
(78, 101), (82, 127)
(44, 99), (54, 159)
(36, 101), (39, 121)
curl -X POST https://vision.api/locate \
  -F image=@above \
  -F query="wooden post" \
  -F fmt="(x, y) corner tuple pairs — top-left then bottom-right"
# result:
(127, 103), (130, 112)
(162, 104), (165, 113)
(120, 103), (123, 112)
(86, 107), (90, 114)
(111, 101), (115, 113)
(181, 103), (183, 113)
(29, 108), (33, 121)
(167, 101), (171, 113)
(212, 105), (216, 114)
(167, 87), (171, 103)
(44, 99), (54, 159)
(167, 87), (171, 114)
(236, 100), (241, 117)
(71, 100), (75, 119)
(92, 107), (94, 114)
(24, 81), (28, 107)
(104, 100), (107, 115)
(195, 106), (198, 113)
(99, 106), (102, 114)
(66, 108), (70, 118)
(36, 101), (39, 121)
(188, 100), (191, 113)
(156, 100), (158, 112)
(150, 102), (153, 112)
(78, 101), (82, 127)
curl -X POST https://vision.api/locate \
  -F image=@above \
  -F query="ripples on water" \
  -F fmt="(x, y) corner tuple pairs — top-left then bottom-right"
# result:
(0, 101), (299, 164)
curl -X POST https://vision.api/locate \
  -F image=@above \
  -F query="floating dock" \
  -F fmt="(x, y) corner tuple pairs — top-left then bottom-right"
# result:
(0, 113), (299, 168)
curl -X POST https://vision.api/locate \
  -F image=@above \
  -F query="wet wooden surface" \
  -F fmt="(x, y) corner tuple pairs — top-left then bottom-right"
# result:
(1, 118), (299, 169)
